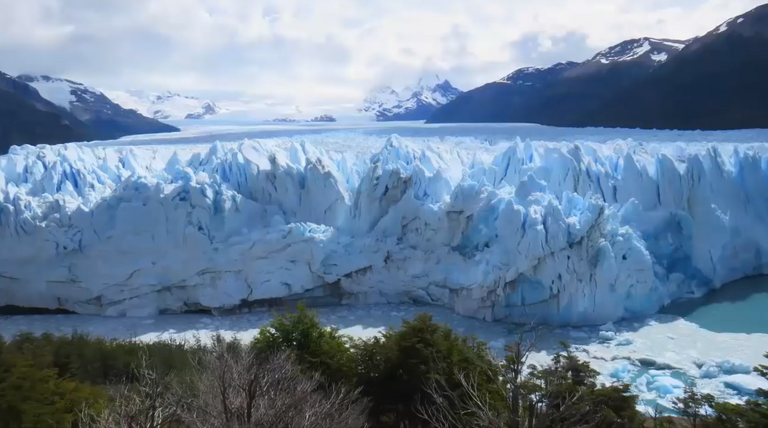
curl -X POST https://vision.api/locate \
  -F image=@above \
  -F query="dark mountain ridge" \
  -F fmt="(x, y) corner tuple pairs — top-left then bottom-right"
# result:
(428, 4), (768, 130)
(1, 73), (179, 154)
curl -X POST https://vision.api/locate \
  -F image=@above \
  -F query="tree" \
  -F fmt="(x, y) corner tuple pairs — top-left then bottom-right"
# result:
(183, 336), (368, 428)
(79, 353), (184, 428)
(252, 304), (357, 386)
(643, 403), (676, 428)
(417, 340), (641, 428)
(0, 355), (104, 428)
(354, 313), (503, 428)
(672, 386), (714, 428)
(705, 352), (768, 427)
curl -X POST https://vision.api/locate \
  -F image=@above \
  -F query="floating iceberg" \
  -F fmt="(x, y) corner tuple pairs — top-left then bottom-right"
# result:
(1, 134), (768, 324)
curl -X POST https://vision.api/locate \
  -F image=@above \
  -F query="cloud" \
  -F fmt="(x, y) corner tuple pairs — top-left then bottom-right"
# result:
(0, 0), (764, 106)
(509, 32), (595, 67)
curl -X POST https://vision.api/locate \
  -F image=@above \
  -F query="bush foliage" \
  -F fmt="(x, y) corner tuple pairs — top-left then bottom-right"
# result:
(1, 307), (767, 427)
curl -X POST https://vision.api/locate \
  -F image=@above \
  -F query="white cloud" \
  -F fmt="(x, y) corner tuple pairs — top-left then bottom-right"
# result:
(0, 0), (763, 106)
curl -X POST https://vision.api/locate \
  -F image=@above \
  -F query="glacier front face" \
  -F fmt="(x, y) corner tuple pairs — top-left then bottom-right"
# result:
(2, 133), (768, 325)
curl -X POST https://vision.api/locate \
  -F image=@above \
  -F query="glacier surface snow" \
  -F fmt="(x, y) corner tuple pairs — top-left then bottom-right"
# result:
(2, 131), (768, 325)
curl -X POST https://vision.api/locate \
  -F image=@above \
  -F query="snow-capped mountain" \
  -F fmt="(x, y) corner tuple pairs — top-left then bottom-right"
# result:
(361, 75), (461, 121)
(429, 36), (691, 125)
(184, 101), (222, 120)
(497, 61), (579, 86)
(361, 86), (400, 114)
(588, 37), (687, 65)
(17, 74), (111, 111)
(102, 89), (222, 120)
(494, 38), (687, 88)
(13, 74), (178, 140)
(579, 2), (768, 130)
(0, 72), (94, 153)
(686, 3), (768, 51)
(431, 2), (768, 130)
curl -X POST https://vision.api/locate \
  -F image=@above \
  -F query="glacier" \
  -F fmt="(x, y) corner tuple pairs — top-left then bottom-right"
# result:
(2, 133), (768, 325)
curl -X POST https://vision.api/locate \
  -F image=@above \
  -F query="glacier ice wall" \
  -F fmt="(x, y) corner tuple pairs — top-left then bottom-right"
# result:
(1, 136), (768, 325)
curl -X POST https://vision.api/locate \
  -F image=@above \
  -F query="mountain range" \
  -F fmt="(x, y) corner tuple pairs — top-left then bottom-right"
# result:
(428, 4), (768, 130)
(1, 74), (178, 154)
(101, 89), (223, 120)
(3, 3), (767, 154)
(360, 75), (461, 121)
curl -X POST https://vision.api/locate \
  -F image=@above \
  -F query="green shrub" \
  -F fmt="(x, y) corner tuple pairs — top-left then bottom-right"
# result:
(8, 316), (768, 428)
(0, 347), (105, 428)
(1, 332), (197, 386)
(353, 313), (503, 428)
(251, 304), (357, 386)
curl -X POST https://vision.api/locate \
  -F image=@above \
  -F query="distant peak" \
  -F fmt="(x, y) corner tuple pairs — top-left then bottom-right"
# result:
(16, 74), (93, 88)
(498, 61), (579, 84)
(360, 75), (461, 119)
(417, 74), (444, 87)
(700, 2), (768, 38)
(589, 37), (688, 64)
(413, 74), (446, 89)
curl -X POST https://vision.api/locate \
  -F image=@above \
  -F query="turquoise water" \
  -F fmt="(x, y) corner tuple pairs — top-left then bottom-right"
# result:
(660, 276), (768, 334)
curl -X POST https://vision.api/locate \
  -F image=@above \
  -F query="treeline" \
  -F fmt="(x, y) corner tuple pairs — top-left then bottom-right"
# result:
(1, 306), (767, 427)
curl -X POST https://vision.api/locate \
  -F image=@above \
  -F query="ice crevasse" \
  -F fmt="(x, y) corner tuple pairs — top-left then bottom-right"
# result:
(1, 135), (768, 325)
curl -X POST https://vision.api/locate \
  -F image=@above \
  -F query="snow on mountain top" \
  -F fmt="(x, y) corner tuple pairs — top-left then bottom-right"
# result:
(22, 79), (75, 108)
(404, 74), (447, 94)
(494, 36), (687, 87)
(654, 39), (687, 50)
(417, 73), (445, 87)
(104, 89), (219, 120)
(717, 17), (735, 34)
(700, 3), (768, 39)
(361, 86), (401, 113)
(16, 74), (102, 109)
(101, 89), (151, 113)
(185, 101), (222, 120)
(497, 62), (579, 84)
(590, 37), (688, 64)
(360, 76), (461, 120)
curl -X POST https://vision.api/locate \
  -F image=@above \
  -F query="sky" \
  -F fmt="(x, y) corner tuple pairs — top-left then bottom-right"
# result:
(0, 0), (764, 107)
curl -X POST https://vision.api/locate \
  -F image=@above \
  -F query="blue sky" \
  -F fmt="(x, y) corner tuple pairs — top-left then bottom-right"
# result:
(0, 0), (763, 106)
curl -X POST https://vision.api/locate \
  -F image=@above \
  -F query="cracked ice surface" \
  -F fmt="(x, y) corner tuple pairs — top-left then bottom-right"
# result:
(2, 131), (768, 324)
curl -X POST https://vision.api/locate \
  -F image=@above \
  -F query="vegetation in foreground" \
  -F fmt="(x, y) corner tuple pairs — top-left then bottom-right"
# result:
(1, 306), (767, 427)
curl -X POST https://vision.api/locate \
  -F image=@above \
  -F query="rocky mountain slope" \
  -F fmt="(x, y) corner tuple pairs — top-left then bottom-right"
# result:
(429, 4), (768, 131)
(1, 73), (178, 154)
(428, 37), (688, 125)
(17, 75), (179, 139)
(577, 4), (768, 130)
(0, 72), (93, 154)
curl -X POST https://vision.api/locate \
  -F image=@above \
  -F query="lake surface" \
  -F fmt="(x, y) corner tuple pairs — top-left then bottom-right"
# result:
(660, 276), (768, 334)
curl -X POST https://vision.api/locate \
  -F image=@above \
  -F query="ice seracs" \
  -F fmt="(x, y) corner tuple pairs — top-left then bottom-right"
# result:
(1, 135), (768, 324)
